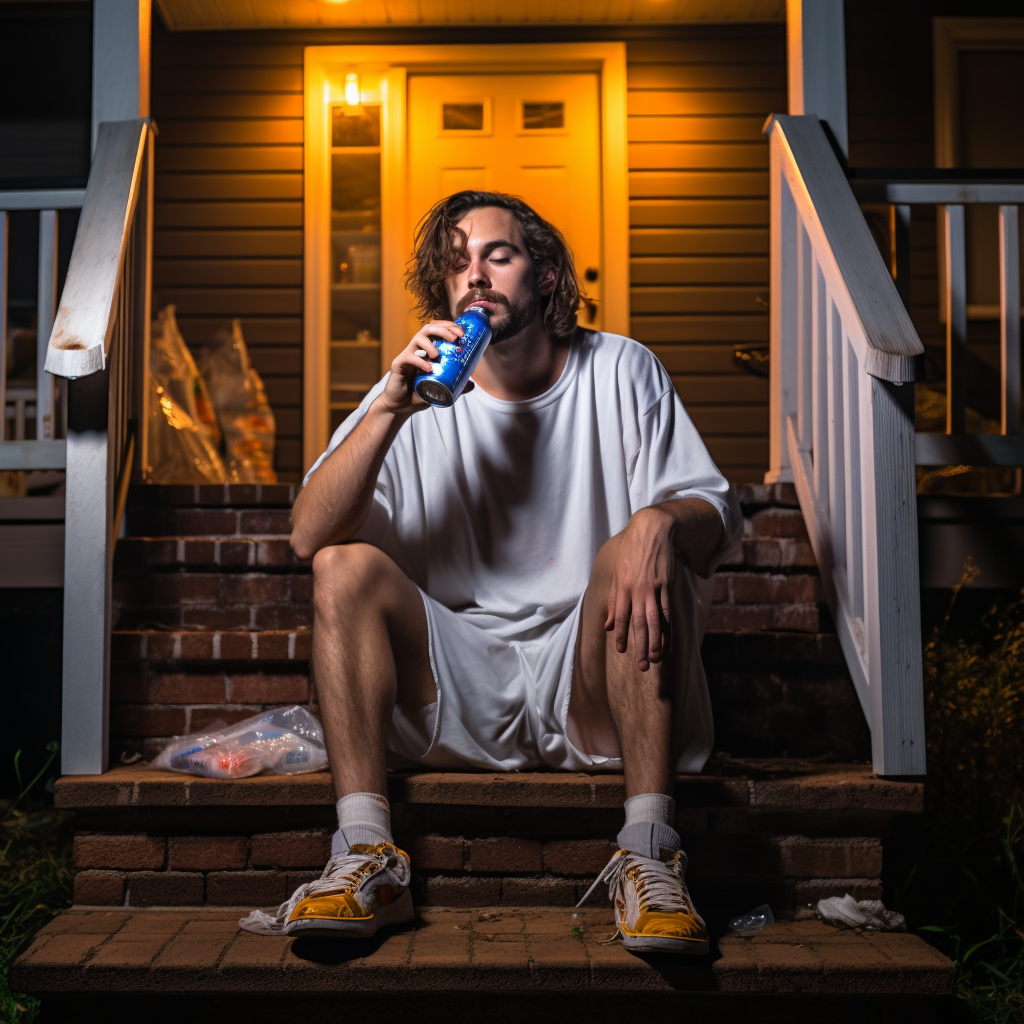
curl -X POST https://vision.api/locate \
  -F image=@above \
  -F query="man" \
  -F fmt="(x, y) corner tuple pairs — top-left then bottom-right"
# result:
(241, 191), (742, 953)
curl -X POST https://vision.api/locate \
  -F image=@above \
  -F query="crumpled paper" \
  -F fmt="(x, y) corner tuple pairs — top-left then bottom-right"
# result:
(817, 894), (906, 931)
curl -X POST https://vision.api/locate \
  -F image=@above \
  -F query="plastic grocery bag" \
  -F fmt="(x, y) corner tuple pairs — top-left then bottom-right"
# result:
(200, 319), (277, 484)
(149, 305), (226, 484)
(817, 894), (906, 932)
(150, 706), (328, 779)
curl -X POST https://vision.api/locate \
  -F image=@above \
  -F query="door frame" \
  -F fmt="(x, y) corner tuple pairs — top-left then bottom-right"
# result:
(303, 42), (629, 472)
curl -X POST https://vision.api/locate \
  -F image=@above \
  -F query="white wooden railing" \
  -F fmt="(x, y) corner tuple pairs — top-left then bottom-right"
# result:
(764, 115), (926, 776)
(848, 174), (1024, 466)
(0, 189), (86, 462)
(39, 118), (154, 775)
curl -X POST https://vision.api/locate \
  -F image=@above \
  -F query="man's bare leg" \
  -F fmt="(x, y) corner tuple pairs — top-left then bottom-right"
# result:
(567, 533), (708, 953)
(567, 532), (679, 798)
(311, 542), (437, 799)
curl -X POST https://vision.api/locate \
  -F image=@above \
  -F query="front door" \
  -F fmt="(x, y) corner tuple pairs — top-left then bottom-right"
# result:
(406, 72), (603, 338)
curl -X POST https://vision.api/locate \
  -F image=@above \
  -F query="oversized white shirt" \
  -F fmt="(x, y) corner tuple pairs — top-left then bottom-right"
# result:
(305, 330), (742, 642)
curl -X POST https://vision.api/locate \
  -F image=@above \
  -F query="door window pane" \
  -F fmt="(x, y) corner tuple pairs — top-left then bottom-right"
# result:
(443, 103), (485, 131)
(330, 103), (382, 430)
(332, 105), (380, 147)
(522, 102), (564, 130)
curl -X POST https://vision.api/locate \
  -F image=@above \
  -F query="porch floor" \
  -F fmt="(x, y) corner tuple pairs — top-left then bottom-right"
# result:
(14, 907), (952, 1000)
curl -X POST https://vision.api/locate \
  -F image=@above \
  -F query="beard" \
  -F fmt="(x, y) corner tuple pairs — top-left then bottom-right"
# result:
(489, 289), (539, 342)
(455, 285), (541, 343)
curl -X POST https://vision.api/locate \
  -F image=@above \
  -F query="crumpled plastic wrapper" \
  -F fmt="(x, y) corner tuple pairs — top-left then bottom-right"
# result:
(150, 706), (328, 779)
(200, 319), (277, 484)
(149, 305), (226, 484)
(817, 894), (906, 931)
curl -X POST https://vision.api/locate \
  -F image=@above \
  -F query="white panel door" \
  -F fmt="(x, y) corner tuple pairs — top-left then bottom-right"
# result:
(407, 72), (602, 339)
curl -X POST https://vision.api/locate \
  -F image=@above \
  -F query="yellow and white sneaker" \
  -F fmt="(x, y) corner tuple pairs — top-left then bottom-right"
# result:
(579, 847), (709, 954)
(239, 841), (413, 938)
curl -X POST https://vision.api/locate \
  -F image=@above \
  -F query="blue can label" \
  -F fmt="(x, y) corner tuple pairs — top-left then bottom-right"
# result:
(414, 307), (493, 407)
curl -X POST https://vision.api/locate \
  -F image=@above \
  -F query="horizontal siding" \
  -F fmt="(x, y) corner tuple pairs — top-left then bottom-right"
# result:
(152, 21), (785, 483)
(152, 18), (304, 480)
(627, 27), (782, 482)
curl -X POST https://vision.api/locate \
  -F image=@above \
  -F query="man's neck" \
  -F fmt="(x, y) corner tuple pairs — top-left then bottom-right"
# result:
(470, 315), (572, 402)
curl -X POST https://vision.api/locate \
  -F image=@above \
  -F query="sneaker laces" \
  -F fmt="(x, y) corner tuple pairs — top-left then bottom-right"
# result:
(238, 846), (410, 935)
(577, 849), (694, 940)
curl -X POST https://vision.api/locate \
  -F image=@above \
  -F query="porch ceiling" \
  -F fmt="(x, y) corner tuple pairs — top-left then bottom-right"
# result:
(154, 0), (784, 31)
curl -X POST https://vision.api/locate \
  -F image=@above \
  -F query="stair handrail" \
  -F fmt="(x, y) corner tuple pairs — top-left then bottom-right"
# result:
(764, 114), (926, 776)
(43, 118), (154, 776)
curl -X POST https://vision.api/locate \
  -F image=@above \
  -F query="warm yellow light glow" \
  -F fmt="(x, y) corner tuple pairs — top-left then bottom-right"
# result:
(344, 72), (360, 106)
(323, 80), (331, 106)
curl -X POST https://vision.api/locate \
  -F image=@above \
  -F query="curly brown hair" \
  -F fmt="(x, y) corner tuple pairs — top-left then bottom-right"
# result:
(405, 190), (584, 338)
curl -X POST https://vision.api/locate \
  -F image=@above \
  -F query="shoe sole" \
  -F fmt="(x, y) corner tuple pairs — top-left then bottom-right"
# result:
(284, 889), (414, 938)
(622, 933), (710, 954)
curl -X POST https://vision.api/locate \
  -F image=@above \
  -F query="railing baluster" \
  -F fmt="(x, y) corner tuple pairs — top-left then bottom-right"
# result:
(845, 342), (864, 620)
(798, 223), (813, 453)
(36, 210), (59, 440)
(827, 300), (846, 573)
(0, 211), (8, 443)
(893, 204), (911, 311)
(1000, 205), (1020, 435)
(812, 262), (828, 507)
(944, 204), (967, 435)
(768, 146), (798, 484)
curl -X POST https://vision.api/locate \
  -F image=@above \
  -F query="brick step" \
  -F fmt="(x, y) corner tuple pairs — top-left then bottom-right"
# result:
(107, 627), (869, 763)
(112, 548), (823, 633)
(12, 907), (954, 1016)
(59, 761), (918, 912)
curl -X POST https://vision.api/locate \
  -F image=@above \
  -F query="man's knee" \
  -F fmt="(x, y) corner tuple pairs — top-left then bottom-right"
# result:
(311, 542), (397, 616)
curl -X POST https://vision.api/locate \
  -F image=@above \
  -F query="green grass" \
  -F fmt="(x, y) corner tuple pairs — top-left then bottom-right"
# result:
(895, 568), (1024, 1024)
(0, 744), (73, 1024)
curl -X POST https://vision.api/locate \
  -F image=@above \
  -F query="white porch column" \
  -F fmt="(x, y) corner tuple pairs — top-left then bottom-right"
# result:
(786, 0), (849, 159)
(62, 1), (151, 775)
(92, 0), (151, 154)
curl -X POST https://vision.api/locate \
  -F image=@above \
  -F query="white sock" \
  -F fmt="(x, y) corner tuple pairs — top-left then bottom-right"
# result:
(618, 793), (680, 858)
(623, 792), (675, 827)
(331, 792), (393, 856)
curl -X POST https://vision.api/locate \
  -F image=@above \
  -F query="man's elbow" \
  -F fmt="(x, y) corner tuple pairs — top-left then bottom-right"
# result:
(288, 501), (317, 563)
(290, 529), (316, 564)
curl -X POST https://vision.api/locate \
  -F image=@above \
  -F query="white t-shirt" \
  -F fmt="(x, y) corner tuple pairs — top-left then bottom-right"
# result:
(305, 330), (742, 643)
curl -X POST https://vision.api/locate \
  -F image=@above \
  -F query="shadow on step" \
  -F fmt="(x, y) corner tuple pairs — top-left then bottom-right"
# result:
(38, 992), (971, 1024)
(290, 921), (416, 965)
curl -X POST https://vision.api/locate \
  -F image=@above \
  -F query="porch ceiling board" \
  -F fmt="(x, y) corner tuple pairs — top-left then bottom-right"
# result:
(155, 0), (783, 32)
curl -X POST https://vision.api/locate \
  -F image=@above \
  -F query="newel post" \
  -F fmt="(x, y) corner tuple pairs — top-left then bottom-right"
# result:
(765, 122), (797, 485)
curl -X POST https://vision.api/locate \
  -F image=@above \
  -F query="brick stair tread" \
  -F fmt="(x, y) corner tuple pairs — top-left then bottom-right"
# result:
(110, 627), (847, 663)
(13, 907), (953, 997)
(116, 535), (817, 574)
(56, 761), (922, 813)
(112, 629), (310, 661)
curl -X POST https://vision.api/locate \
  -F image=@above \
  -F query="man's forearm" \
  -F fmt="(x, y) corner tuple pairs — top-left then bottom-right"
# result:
(645, 497), (725, 579)
(290, 398), (410, 561)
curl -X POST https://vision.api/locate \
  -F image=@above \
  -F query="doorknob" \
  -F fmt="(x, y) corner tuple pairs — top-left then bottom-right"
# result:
(584, 266), (599, 282)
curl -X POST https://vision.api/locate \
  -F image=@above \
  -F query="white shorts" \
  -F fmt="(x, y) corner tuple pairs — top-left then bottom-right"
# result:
(386, 575), (716, 775)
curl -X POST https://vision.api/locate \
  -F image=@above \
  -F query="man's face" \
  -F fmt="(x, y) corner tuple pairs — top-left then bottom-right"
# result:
(445, 206), (543, 343)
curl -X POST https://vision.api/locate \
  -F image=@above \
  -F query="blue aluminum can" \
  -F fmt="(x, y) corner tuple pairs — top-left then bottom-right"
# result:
(414, 307), (493, 407)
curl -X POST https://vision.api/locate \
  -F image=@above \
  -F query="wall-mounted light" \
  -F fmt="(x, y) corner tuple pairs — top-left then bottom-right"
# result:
(345, 72), (360, 106)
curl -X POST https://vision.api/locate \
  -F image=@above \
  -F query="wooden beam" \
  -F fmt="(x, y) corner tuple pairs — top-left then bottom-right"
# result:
(786, 0), (848, 158)
(0, 525), (64, 588)
(1000, 205), (1021, 435)
(944, 204), (967, 435)
(0, 441), (68, 471)
(916, 432), (1024, 467)
(92, 0), (150, 155)
(0, 190), (86, 211)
